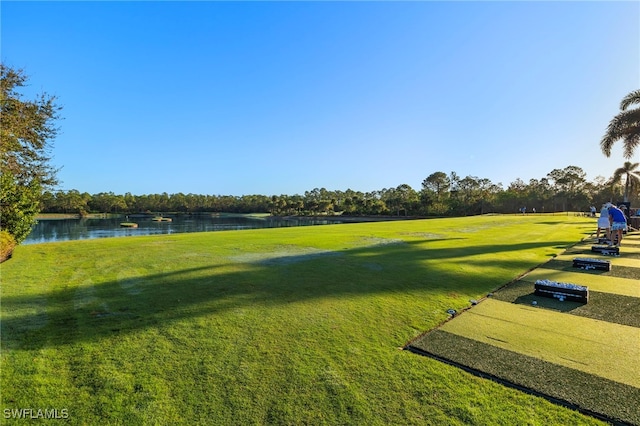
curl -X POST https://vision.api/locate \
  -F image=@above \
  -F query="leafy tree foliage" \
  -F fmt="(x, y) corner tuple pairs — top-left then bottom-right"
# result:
(601, 89), (640, 159)
(0, 172), (41, 244)
(38, 163), (639, 220)
(546, 166), (588, 212)
(422, 172), (450, 201)
(1, 64), (61, 242)
(612, 161), (640, 203)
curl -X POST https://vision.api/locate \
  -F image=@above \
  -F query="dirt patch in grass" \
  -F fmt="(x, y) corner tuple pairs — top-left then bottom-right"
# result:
(399, 232), (446, 239)
(355, 237), (406, 247)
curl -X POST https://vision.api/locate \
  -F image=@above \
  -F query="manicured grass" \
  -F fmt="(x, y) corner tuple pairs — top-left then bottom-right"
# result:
(1, 215), (607, 425)
(409, 230), (640, 425)
(411, 330), (640, 425)
(523, 268), (640, 297)
(438, 299), (639, 387)
(491, 279), (640, 329)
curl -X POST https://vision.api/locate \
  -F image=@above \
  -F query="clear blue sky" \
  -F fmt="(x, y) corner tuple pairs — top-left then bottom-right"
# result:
(2, 1), (639, 196)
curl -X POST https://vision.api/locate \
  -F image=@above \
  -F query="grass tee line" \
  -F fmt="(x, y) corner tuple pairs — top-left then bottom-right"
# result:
(407, 229), (640, 425)
(437, 299), (640, 388)
(554, 252), (640, 268)
(408, 330), (640, 426)
(523, 268), (640, 298)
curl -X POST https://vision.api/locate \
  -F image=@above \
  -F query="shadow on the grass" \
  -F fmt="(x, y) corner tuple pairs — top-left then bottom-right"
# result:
(1, 238), (577, 350)
(513, 293), (584, 312)
(404, 233), (640, 425)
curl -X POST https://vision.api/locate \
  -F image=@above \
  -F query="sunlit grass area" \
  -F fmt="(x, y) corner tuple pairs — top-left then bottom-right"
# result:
(1, 214), (608, 425)
(409, 232), (640, 425)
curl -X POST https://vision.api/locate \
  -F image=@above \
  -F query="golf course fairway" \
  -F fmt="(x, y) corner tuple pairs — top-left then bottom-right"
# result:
(3, 214), (630, 425)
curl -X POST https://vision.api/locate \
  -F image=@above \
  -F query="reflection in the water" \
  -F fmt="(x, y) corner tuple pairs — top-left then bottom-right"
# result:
(24, 215), (353, 244)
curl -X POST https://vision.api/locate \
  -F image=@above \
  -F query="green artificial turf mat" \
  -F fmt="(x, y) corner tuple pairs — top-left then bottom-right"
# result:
(491, 280), (640, 328)
(407, 229), (640, 425)
(566, 247), (640, 261)
(523, 268), (640, 298)
(408, 330), (640, 425)
(554, 252), (640, 268)
(437, 299), (640, 387)
(542, 258), (640, 280)
(613, 244), (640, 254)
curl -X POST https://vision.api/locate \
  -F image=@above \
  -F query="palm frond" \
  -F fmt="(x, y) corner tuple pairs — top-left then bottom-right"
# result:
(623, 132), (640, 159)
(600, 108), (640, 157)
(620, 89), (640, 111)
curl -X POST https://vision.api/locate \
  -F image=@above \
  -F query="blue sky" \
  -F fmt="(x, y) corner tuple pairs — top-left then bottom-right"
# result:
(2, 1), (639, 196)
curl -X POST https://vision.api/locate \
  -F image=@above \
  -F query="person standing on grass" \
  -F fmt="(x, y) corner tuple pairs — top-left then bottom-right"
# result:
(596, 204), (611, 240)
(607, 203), (627, 246)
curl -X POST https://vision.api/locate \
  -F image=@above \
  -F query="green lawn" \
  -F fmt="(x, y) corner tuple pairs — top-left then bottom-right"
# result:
(438, 298), (639, 387)
(409, 231), (640, 425)
(1, 215), (608, 425)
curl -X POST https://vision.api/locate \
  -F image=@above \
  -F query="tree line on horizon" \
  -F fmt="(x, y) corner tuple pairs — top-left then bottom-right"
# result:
(1, 62), (639, 255)
(40, 163), (639, 218)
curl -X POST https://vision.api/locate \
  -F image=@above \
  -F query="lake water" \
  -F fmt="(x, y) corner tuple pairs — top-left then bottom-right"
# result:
(24, 215), (358, 245)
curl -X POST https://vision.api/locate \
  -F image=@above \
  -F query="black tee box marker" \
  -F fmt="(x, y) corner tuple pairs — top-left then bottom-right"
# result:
(572, 258), (611, 271)
(534, 280), (589, 303)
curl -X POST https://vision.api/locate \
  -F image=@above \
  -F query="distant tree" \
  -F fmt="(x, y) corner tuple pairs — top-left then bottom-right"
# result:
(586, 176), (611, 205)
(447, 175), (498, 215)
(547, 166), (586, 194)
(476, 178), (501, 214)
(39, 190), (57, 212)
(527, 178), (554, 212)
(395, 184), (419, 215)
(422, 172), (450, 202)
(379, 185), (417, 216)
(89, 192), (126, 213)
(611, 161), (640, 203)
(547, 166), (588, 211)
(601, 89), (640, 159)
(317, 199), (334, 215)
(58, 189), (89, 215)
(504, 178), (528, 212)
(1, 64), (61, 243)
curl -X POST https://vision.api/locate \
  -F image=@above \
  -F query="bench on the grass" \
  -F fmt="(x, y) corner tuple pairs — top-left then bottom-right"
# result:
(534, 279), (589, 303)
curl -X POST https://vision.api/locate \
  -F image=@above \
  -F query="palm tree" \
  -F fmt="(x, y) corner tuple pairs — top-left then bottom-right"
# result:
(601, 89), (640, 159)
(612, 161), (640, 202)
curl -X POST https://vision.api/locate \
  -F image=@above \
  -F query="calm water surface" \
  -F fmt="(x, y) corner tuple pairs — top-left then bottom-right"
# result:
(24, 215), (356, 245)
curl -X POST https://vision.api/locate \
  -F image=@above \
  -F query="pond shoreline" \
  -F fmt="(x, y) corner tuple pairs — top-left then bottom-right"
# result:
(36, 212), (428, 221)
(27, 214), (416, 245)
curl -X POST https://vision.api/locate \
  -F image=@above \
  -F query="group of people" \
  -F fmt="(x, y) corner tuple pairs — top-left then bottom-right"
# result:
(596, 203), (628, 246)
